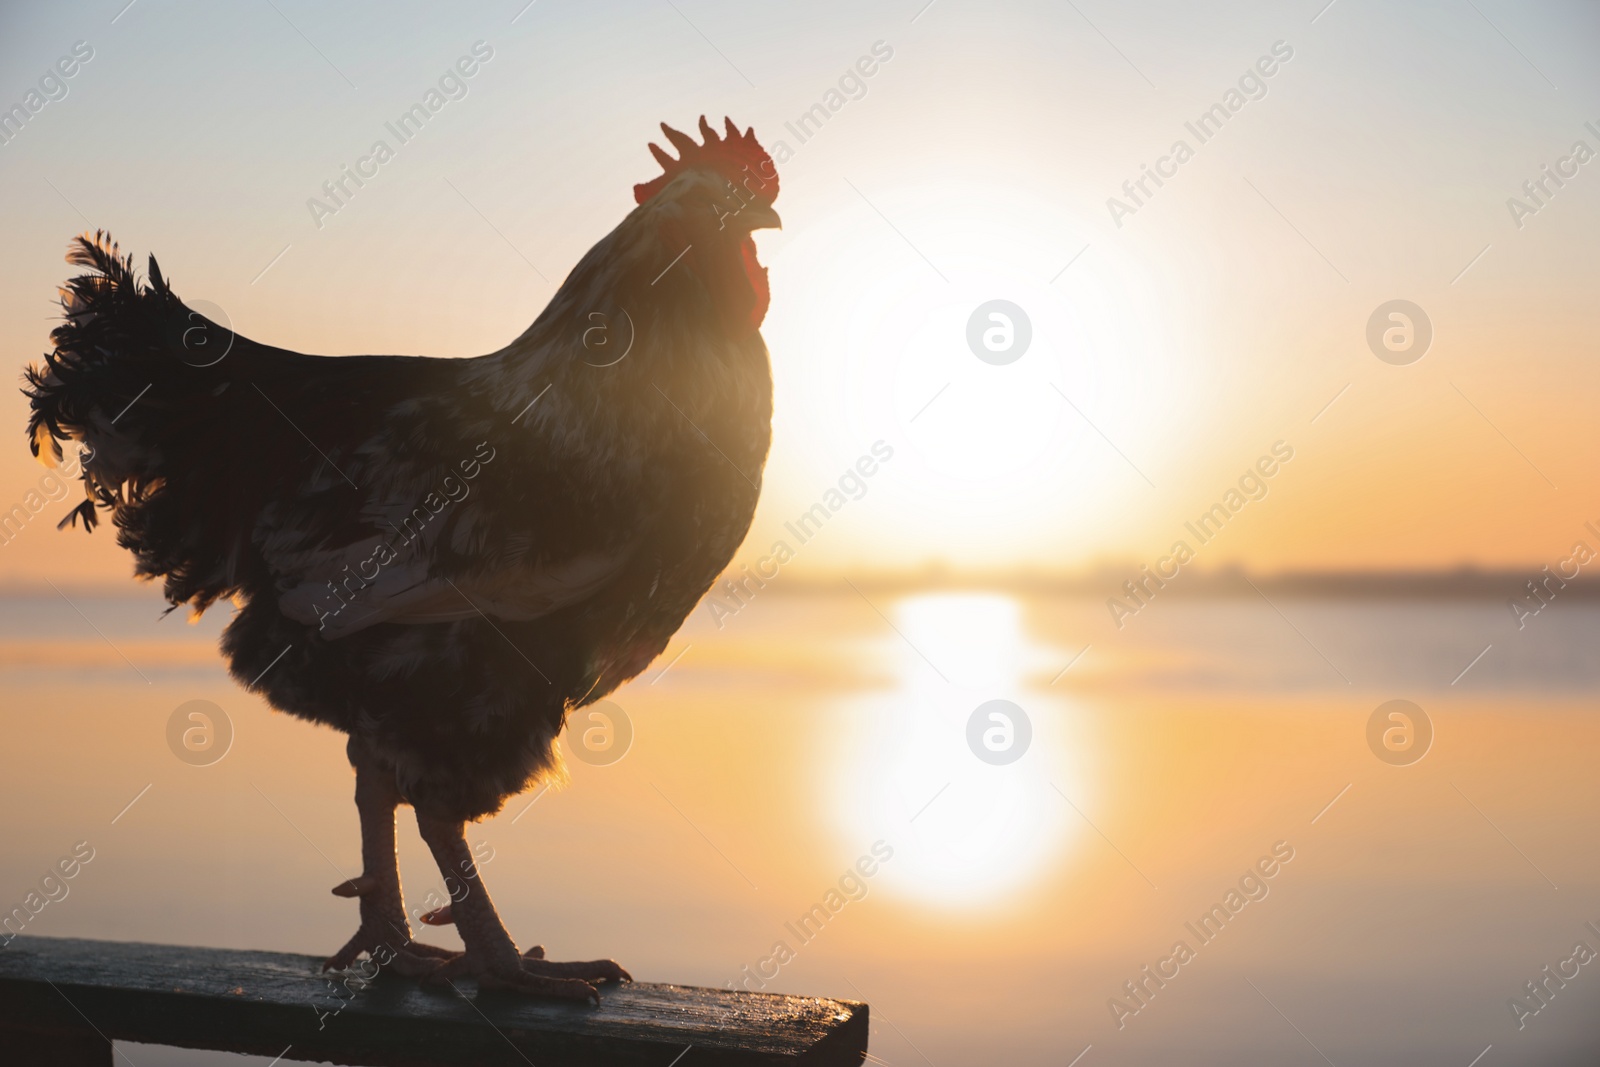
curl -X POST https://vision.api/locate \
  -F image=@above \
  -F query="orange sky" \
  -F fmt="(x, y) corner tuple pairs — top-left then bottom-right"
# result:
(2, 0), (1596, 586)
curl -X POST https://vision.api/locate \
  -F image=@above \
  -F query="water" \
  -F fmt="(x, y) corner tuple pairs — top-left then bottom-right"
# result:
(1, 586), (1596, 1065)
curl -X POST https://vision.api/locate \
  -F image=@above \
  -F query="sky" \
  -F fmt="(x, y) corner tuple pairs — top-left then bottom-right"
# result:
(1, 0), (1597, 586)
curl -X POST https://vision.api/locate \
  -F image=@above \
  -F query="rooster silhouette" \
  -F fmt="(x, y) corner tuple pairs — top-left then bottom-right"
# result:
(25, 117), (779, 999)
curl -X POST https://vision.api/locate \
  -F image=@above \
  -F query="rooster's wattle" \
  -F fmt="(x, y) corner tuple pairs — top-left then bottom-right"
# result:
(24, 116), (779, 998)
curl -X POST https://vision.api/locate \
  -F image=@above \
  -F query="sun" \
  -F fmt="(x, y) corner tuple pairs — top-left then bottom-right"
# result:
(756, 176), (1197, 572)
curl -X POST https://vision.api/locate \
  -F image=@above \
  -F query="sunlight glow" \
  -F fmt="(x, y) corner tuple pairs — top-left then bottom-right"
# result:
(830, 592), (1085, 908)
(757, 179), (1196, 569)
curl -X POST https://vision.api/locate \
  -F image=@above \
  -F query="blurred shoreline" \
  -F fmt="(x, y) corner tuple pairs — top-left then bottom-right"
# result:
(702, 564), (1593, 601)
(4, 564), (1593, 604)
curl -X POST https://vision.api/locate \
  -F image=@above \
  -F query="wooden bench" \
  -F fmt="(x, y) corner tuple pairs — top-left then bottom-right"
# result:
(0, 936), (868, 1066)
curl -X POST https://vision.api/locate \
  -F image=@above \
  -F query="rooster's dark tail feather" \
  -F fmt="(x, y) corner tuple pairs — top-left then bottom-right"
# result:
(26, 232), (176, 527)
(23, 231), (256, 611)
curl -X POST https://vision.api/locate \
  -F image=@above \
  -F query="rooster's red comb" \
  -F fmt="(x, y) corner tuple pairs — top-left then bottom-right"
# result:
(633, 116), (779, 206)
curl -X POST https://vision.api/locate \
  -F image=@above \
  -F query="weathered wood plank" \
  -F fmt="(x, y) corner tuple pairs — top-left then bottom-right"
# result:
(0, 937), (867, 1066)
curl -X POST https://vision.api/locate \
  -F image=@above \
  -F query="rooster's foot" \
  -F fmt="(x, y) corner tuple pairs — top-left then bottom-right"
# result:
(413, 813), (631, 1002)
(323, 923), (460, 977)
(422, 943), (631, 1002)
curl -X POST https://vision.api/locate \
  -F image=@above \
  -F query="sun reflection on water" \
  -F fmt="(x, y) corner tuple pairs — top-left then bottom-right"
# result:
(831, 592), (1084, 908)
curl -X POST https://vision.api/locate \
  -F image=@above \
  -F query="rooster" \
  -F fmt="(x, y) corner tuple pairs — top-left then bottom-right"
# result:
(24, 117), (779, 1000)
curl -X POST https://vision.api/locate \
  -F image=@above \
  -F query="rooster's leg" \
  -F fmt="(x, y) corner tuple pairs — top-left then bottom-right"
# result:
(415, 813), (631, 1000)
(323, 750), (458, 975)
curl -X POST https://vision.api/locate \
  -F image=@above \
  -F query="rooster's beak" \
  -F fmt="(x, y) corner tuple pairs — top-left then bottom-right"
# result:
(743, 203), (782, 231)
